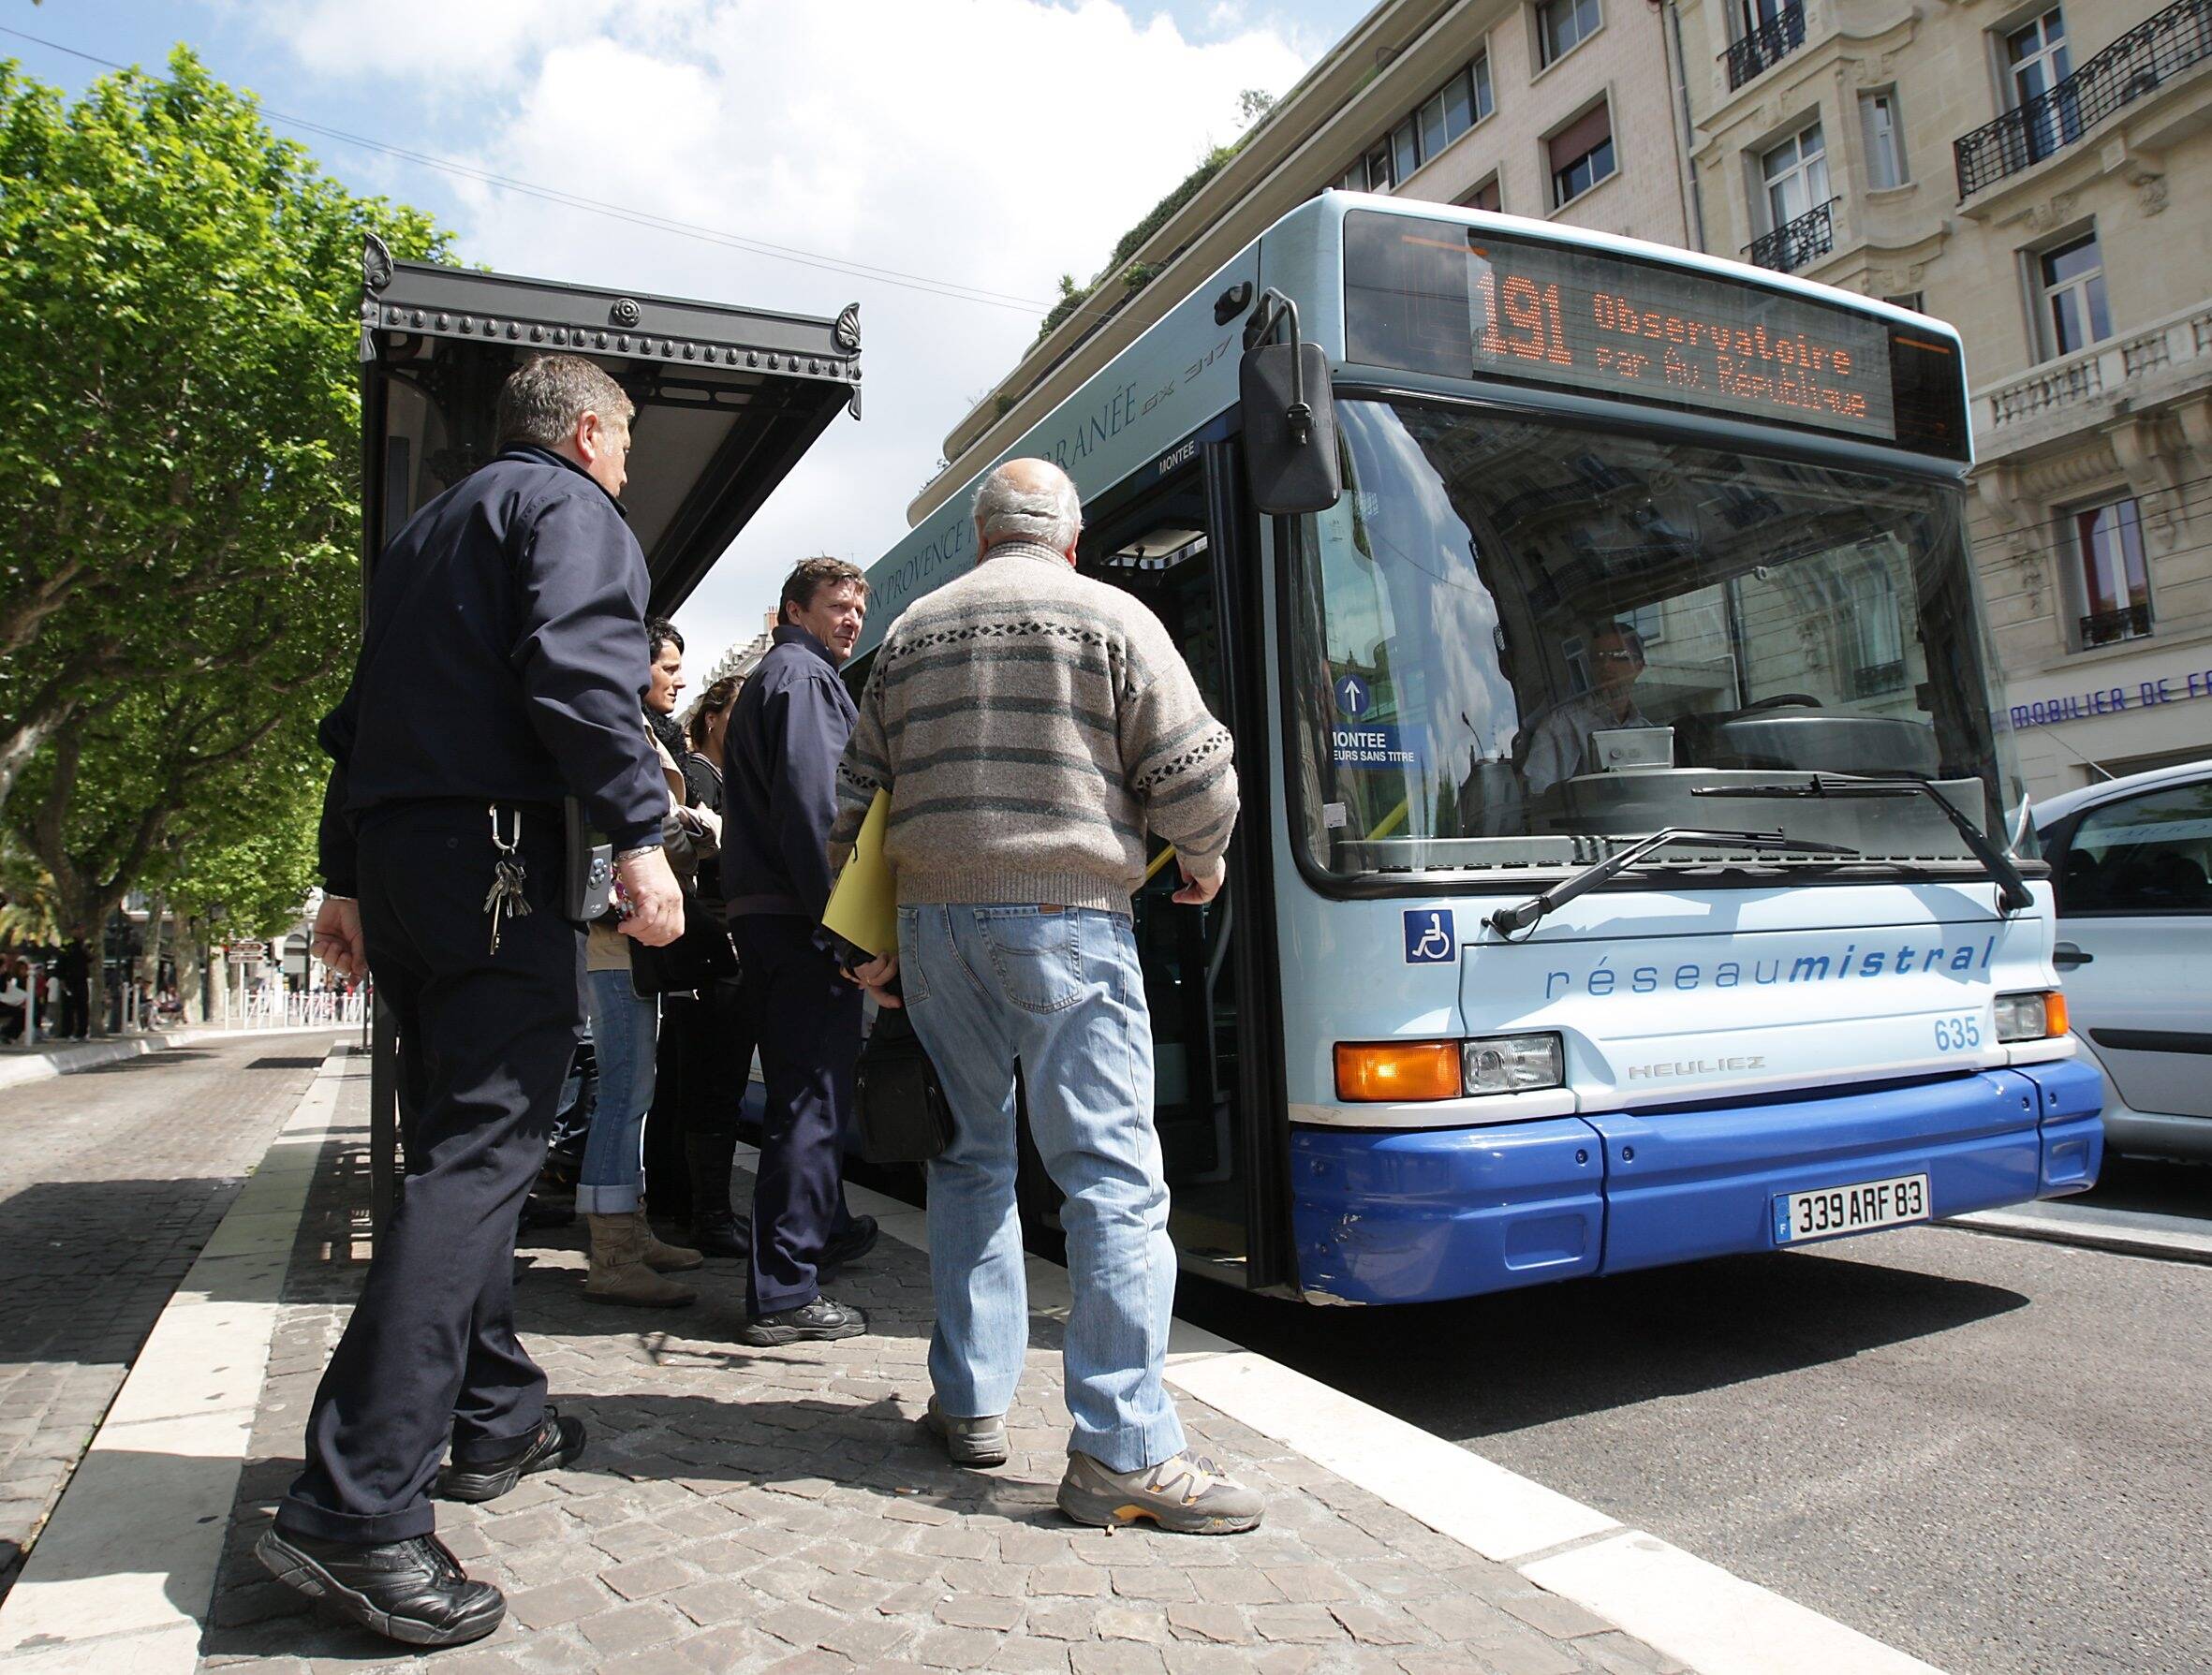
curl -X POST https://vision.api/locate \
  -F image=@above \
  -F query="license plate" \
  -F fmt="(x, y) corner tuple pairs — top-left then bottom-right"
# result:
(1773, 1173), (1930, 1245)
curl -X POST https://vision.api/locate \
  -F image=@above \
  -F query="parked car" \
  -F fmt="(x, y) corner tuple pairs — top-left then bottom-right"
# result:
(2031, 758), (2212, 1161)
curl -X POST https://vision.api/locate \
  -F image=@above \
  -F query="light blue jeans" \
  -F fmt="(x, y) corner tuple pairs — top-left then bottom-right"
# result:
(579, 969), (656, 1214)
(900, 904), (1184, 1473)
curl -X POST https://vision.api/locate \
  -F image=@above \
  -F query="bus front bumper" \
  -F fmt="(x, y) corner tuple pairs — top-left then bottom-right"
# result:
(1289, 1060), (2104, 1306)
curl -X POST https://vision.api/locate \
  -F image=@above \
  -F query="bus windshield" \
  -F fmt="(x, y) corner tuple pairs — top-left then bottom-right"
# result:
(1286, 398), (2031, 879)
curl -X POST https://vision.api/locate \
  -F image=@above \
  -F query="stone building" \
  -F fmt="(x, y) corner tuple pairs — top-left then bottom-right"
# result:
(914, 0), (2211, 796)
(1622, 0), (2212, 794)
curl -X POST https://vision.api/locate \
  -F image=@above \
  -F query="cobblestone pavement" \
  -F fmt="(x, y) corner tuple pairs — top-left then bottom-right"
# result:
(0, 1035), (341, 1600)
(199, 1068), (1684, 1675)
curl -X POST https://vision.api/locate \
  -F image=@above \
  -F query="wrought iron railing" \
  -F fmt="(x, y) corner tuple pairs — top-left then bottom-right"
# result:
(1720, 1), (1806, 92)
(1745, 198), (1836, 273)
(1956, 0), (2212, 198)
(2079, 602), (2153, 649)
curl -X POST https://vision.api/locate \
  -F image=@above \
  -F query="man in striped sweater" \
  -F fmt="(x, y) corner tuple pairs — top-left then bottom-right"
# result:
(831, 457), (1262, 1535)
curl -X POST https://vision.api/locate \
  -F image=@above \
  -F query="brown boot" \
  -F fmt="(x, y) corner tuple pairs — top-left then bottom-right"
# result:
(584, 1213), (695, 1308)
(632, 1206), (703, 1272)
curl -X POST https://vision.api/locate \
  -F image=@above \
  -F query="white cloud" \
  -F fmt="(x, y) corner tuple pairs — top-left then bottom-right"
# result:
(250, 0), (1314, 672)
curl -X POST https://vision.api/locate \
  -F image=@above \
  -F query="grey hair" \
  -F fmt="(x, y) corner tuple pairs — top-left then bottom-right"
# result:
(496, 354), (636, 449)
(971, 460), (1083, 552)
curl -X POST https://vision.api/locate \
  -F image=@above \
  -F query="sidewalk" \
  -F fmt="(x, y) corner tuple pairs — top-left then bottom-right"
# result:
(187, 1055), (1676, 1675)
(0, 1046), (1952, 1675)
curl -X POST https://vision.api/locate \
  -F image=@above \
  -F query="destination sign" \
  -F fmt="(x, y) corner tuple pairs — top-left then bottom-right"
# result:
(1344, 212), (1961, 455)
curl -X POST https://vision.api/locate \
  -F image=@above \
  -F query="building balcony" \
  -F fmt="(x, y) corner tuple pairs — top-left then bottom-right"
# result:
(1721, 0), (1807, 92)
(1744, 198), (1836, 273)
(1976, 301), (2212, 451)
(2079, 602), (2154, 648)
(1954, 0), (2212, 200)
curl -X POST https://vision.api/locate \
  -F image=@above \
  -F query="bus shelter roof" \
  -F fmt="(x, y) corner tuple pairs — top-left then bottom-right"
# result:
(357, 235), (861, 614)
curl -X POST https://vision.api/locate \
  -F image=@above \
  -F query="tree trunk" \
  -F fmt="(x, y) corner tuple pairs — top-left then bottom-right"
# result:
(177, 927), (206, 1024)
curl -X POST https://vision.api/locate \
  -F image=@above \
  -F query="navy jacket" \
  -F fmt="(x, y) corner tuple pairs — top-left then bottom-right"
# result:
(719, 625), (856, 920)
(317, 446), (668, 895)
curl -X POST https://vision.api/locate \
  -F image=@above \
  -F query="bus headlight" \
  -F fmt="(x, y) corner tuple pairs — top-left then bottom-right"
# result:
(1461, 1033), (1564, 1095)
(1994, 990), (2068, 1042)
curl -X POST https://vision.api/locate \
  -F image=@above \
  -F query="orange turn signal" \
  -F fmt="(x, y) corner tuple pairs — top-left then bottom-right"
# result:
(2044, 991), (2068, 1037)
(1335, 1041), (1463, 1103)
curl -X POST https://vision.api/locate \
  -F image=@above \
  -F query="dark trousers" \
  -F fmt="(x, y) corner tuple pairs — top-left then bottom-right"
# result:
(666, 975), (752, 1141)
(730, 915), (861, 1317)
(59, 980), (86, 1039)
(277, 802), (582, 1545)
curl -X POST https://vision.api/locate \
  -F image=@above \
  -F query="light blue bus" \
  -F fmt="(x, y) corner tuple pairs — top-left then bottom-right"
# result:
(851, 193), (2102, 1306)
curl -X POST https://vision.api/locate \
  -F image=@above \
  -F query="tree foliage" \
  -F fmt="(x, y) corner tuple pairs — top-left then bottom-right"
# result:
(0, 50), (450, 1006)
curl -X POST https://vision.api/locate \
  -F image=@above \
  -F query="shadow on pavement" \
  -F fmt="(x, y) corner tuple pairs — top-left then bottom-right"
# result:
(1176, 1244), (2029, 1437)
(2077, 1153), (2211, 1219)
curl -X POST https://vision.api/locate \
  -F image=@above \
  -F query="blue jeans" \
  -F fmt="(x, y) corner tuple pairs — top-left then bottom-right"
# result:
(900, 904), (1184, 1473)
(579, 969), (656, 1214)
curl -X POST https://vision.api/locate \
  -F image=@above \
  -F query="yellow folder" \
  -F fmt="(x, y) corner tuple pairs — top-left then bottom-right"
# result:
(822, 789), (897, 958)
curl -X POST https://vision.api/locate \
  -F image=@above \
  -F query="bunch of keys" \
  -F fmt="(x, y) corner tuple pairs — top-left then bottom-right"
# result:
(484, 804), (533, 954)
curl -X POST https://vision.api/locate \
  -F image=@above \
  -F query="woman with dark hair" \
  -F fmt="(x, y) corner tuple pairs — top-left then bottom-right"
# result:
(650, 674), (757, 1257)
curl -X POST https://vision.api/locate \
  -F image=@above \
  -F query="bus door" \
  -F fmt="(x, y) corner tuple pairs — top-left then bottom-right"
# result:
(1023, 445), (1294, 1293)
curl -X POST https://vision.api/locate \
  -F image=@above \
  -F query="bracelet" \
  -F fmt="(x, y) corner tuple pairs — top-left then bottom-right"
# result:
(613, 845), (659, 864)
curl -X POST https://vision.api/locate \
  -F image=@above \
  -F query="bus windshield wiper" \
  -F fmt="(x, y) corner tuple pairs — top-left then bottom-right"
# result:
(1486, 827), (1859, 937)
(1690, 773), (2033, 916)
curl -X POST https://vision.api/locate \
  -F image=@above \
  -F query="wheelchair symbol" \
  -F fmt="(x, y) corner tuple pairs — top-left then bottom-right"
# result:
(1403, 909), (1456, 964)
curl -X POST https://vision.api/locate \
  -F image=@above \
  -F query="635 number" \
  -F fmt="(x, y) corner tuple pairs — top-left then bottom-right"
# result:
(1933, 1015), (1983, 1052)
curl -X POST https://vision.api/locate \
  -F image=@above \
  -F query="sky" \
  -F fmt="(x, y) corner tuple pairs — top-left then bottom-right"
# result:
(6, 0), (1375, 677)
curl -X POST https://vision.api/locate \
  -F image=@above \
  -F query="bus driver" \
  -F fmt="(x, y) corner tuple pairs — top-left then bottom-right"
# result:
(1521, 621), (1655, 796)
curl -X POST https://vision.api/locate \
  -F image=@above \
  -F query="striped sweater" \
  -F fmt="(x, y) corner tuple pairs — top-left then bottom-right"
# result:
(830, 541), (1239, 914)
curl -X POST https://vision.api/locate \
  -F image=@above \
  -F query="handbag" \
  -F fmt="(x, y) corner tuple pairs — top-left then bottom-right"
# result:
(854, 1005), (953, 1165)
(627, 889), (740, 997)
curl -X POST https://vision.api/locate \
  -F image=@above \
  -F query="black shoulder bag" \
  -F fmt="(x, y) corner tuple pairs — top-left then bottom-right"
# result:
(854, 1005), (953, 1165)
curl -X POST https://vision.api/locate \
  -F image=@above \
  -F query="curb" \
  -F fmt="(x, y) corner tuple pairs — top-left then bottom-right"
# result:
(831, 1162), (1948, 1675)
(0, 1026), (353, 1093)
(1947, 1206), (2212, 1265)
(0, 1047), (356, 1672)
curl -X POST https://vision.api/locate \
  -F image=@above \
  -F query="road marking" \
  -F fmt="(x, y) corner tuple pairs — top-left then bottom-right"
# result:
(0, 1048), (353, 1671)
(834, 1164), (1952, 1675)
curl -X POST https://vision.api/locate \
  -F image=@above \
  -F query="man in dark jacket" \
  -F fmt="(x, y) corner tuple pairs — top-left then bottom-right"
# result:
(720, 557), (877, 1344)
(257, 355), (683, 1650)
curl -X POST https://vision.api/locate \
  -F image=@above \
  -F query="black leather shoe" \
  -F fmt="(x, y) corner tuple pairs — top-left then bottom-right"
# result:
(738, 1295), (868, 1344)
(819, 1213), (879, 1272)
(437, 1406), (586, 1502)
(255, 1527), (504, 1647)
(689, 1208), (752, 1258)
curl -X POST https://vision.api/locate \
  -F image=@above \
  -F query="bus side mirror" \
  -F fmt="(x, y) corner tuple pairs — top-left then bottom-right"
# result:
(1241, 341), (1341, 515)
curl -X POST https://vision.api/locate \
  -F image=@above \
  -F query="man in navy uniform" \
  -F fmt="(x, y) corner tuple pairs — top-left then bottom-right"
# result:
(720, 557), (878, 1345)
(257, 355), (684, 1649)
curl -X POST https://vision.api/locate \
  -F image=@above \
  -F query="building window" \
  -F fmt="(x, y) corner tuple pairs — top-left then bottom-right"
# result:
(1883, 291), (1926, 314)
(1847, 557), (1908, 695)
(1762, 120), (1830, 229)
(2037, 229), (2110, 358)
(2006, 7), (2080, 163)
(1860, 91), (1906, 188)
(1348, 53), (1496, 191)
(1461, 176), (1502, 213)
(2071, 497), (2151, 647)
(1549, 103), (1615, 206)
(1538, 0), (1602, 67)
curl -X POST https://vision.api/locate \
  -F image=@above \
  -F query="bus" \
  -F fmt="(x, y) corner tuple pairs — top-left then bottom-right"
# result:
(851, 192), (2102, 1306)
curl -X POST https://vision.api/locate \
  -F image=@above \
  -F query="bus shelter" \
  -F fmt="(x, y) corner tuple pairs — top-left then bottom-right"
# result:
(354, 234), (863, 1224)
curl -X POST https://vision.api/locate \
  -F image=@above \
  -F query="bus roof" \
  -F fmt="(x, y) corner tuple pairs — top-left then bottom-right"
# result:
(854, 192), (1964, 660)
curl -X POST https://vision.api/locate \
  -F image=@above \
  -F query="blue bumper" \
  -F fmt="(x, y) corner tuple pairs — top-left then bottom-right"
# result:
(1290, 1059), (2104, 1305)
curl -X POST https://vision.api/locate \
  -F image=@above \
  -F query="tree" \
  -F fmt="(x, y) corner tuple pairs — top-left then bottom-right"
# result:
(0, 51), (450, 808)
(0, 50), (450, 1028)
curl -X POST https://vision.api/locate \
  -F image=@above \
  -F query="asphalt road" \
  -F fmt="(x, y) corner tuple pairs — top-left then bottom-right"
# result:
(1179, 1164), (2212, 1675)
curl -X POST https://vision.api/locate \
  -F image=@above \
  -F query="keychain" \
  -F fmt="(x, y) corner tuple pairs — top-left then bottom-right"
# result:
(483, 804), (533, 954)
